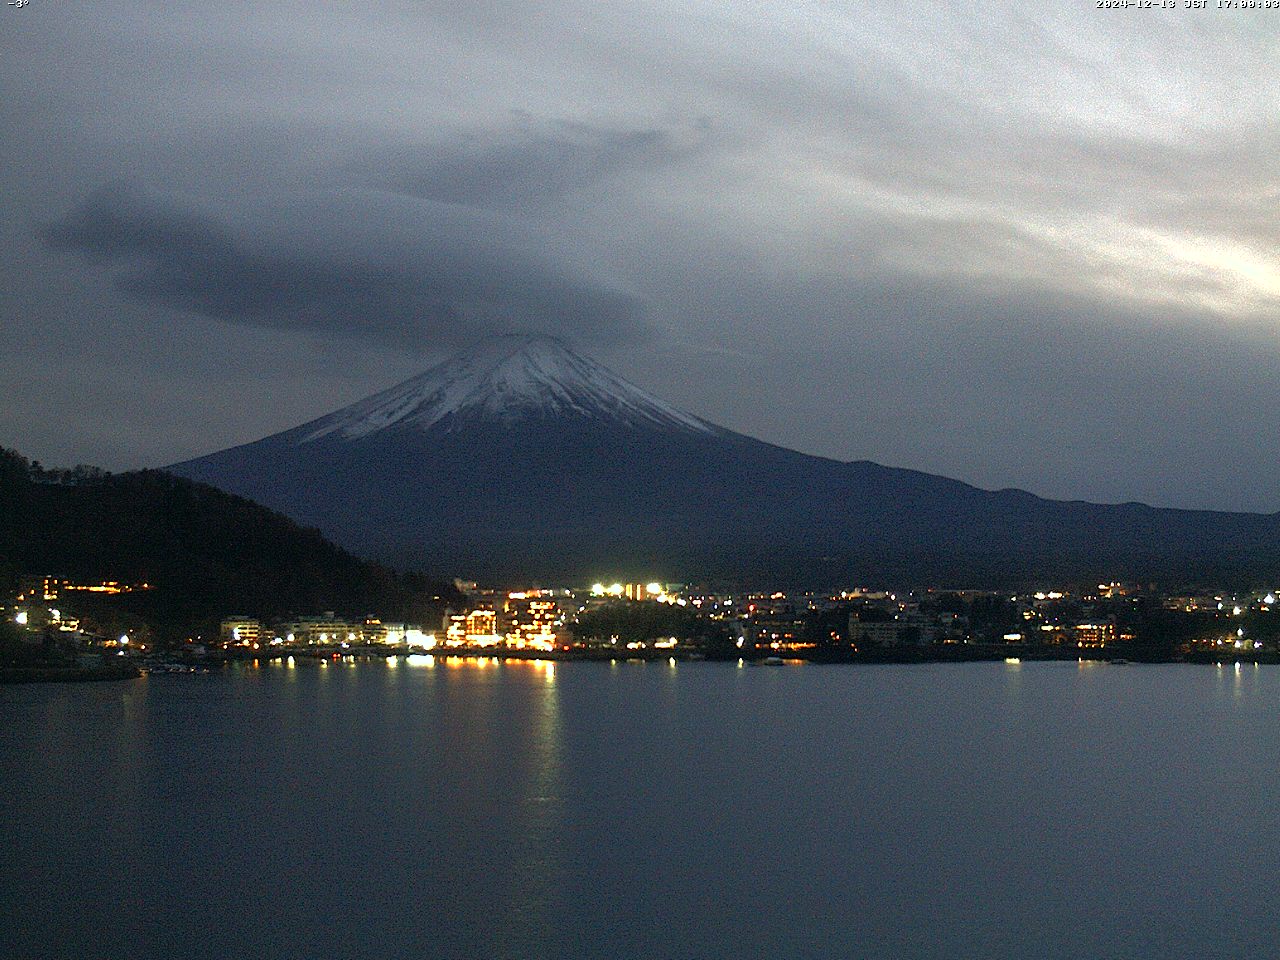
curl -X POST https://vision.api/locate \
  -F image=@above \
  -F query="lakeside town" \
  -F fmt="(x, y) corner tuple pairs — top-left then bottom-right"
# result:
(6, 571), (1280, 680)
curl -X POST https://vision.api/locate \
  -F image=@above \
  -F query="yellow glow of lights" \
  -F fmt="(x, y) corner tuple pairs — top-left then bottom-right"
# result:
(646, 582), (663, 595)
(405, 629), (437, 649)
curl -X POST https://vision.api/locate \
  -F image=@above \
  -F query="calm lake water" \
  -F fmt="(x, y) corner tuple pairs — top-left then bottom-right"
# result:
(3, 657), (1279, 959)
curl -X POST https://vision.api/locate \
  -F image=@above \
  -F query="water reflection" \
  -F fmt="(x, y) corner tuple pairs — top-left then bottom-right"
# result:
(503, 658), (557, 684)
(424, 654), (566, 951)
(517, 658), (564, 924)
(1210, 658), (1263, 703)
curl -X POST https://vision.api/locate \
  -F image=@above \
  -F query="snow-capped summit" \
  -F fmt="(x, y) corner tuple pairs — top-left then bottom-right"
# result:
(300, 334), (715, 442)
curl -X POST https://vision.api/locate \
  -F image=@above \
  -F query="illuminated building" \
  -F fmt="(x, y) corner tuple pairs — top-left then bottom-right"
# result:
(404, 628), (436, 649)
(445, 614), (466, 644)
(1073, 622), (1116, 648)
(62, 580), (153, 595)
(1039, 625), (1069, 644)
(445, 607), (501, 647)
(16, 575), (154, 601)
(220, 617), (261, 646)
(505, 591), (560, 650)
(740, 594), (808, 650)
(368, 620), (406, 644)
(750, 612), (809, 649)
(18, 575), (62, 602)
(465, 608), (499, 645)
(587, 581), (682, 605)
(466, 609), (496, 635)
(848, 621), (905, 647)
(589, 582), (671, 600)
(275, 614), (361, 645)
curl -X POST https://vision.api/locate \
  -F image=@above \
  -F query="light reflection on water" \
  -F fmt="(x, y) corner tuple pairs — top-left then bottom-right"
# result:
(4, 661), (1280, 959)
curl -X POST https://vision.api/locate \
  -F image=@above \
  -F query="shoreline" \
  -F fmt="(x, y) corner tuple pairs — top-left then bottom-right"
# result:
(0, 663), (142, 684)
(205, 643), (1270, 667)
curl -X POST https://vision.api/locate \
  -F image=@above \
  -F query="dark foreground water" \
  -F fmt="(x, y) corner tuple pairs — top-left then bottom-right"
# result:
(3, 657), (1280, 959)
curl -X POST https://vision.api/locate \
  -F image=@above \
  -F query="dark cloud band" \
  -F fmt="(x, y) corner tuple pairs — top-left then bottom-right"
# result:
(42, 181), (648, 349)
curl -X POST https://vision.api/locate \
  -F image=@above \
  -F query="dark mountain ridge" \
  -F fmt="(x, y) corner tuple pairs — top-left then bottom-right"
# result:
(0, 447), (457, 640)
(168, 336), (1280, 587)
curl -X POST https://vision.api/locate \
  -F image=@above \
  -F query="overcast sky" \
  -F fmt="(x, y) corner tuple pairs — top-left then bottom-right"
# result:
(3, 2), (1278, 510)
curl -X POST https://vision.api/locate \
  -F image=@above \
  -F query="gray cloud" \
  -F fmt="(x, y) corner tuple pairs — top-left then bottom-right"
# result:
(5, 0), (1280, 508)
(353, 116), (705, 207)
(41, 181), (646, 349)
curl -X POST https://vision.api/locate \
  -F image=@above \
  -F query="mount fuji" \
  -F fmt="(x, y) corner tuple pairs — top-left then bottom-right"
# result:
(169, 335), (1280, 585)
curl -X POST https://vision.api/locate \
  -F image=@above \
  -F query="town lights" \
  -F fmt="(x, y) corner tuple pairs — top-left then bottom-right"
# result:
(405, 629), (436, 649)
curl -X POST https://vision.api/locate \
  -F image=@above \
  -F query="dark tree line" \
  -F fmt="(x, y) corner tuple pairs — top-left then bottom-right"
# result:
(0, 447), (461, 643)
(573, 599), (731, 646)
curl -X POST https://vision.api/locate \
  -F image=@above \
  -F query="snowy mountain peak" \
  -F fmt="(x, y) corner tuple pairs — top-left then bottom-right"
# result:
(299, 334), (716, 442)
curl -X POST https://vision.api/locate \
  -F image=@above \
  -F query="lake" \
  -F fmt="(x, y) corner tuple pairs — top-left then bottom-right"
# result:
(3, 656), (1278, 959)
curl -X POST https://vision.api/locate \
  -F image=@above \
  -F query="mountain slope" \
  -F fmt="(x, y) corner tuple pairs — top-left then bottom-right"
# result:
(168, 336), (1280, 585)
(0, 448), (457, 640)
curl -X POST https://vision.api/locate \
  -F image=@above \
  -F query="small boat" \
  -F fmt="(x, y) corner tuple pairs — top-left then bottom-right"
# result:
(760, 656), (785, 666)
(1110, 658), (1130, 665)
